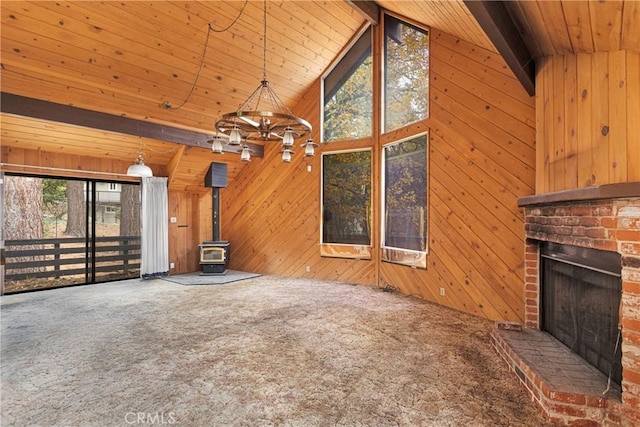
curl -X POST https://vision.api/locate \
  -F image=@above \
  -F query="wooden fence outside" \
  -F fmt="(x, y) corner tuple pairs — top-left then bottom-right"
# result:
(4, 236), (140, 281)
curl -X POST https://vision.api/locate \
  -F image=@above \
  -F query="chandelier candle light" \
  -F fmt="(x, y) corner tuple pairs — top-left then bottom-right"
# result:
(213, 0), (317, 162)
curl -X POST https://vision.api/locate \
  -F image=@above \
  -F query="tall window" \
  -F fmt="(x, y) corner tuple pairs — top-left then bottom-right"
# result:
(321, 149), (372, 259)
(382, 133), (428, 268)
(384, 14), (429, 133)
(322, 26), (372, 142)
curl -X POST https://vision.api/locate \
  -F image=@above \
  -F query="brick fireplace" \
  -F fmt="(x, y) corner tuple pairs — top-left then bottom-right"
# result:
(491, 183), (640, 426)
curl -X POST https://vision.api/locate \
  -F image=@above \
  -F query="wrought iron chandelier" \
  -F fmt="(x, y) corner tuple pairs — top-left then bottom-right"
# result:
(213, 0), (317, 162)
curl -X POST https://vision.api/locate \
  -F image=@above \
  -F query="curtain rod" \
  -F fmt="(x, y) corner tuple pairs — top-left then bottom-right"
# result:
(0, 163), (140, 180)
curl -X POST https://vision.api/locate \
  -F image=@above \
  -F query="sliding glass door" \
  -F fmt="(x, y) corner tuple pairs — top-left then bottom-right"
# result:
(2, 174), (140, 293)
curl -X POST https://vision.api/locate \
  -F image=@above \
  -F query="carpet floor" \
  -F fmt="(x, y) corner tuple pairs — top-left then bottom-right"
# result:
(1, 276), (550, 426)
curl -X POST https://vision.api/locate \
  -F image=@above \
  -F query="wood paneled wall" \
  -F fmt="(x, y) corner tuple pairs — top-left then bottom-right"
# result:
(380, 30), (535, 322)
(220, 88), (378, 285)
(221, 28), (535, 322)
(536, 51), (640, 193)
(168, 190), (213, 274)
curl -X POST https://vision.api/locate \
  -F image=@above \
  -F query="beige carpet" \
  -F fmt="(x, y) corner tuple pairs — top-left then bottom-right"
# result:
(1, 275), (550, 426)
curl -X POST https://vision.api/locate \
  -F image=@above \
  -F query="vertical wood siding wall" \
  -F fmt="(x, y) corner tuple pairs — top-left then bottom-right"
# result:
(168, 190), (214, 273)
(221, 29), (536, 323)
(536, 51), (640, 193)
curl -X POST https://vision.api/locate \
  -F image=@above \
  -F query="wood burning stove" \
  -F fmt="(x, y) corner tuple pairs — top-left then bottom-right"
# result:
(199, 241), (230, 275)
(200, 162), (230, 275)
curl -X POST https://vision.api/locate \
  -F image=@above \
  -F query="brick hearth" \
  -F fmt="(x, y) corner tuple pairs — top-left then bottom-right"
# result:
(491, 184), (640, 426)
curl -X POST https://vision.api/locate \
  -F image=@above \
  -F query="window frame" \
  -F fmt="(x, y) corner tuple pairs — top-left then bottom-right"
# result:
(320, 23), (373, 144)
(381, 12), (430, 135)
(320, 148), (373, 260)
(380, 131), (429, 269)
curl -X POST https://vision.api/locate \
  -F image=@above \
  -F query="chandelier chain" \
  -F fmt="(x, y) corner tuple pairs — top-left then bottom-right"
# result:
(163, 0), (249, 111)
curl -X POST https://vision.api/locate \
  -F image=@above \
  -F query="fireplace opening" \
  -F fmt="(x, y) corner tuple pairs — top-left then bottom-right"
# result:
(541, 242), (622, 388)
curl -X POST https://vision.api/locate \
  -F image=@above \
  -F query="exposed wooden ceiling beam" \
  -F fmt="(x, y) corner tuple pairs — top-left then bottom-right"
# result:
(346, 0), (379, 25)
(463, 0), (535, 96)
(0, 93), (264, 158)
(167, 145), (186, 189)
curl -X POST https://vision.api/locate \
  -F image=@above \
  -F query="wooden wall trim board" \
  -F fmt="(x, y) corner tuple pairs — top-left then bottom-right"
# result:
(519, 182), (640, 207)
(609, 50), (628, 184)
(576, 53), (594, 188)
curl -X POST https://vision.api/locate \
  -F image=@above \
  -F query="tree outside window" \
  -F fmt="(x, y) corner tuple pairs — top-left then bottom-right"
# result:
(384, 15), (429, 133)
(323, 26), (372, 142)
(383, 133), (428, 257)
(322, 150), (372, 246)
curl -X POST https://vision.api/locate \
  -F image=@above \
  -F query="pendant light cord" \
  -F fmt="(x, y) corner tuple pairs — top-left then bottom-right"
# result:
(263, 0), (268, 82)
(163, 0), (249, 111)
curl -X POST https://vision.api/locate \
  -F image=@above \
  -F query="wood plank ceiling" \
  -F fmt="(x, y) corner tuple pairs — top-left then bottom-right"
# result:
(1, 1), (366, 191)
(1, 1), (638, 191)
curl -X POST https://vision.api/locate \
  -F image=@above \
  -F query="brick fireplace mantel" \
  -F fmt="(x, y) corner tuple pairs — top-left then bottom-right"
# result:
(492, 183), (640, 426)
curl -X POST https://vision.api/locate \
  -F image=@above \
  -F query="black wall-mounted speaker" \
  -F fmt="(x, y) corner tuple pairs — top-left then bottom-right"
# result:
(204, 162), (228, 188)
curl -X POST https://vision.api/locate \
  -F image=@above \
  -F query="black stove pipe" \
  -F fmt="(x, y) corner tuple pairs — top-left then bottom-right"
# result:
(212, 187), (220, 242)
(204, 162), (228, 242)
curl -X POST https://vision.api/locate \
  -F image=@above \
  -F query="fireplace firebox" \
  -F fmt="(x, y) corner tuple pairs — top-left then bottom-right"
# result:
(540, 242), (622, 387)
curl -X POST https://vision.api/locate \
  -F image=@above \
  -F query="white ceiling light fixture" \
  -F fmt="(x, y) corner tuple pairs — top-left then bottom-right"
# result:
(240, 144), (252, 162)
(126, 138), (153, 177)
(209, 135), (225, 154)
(214, 0), (317, 162)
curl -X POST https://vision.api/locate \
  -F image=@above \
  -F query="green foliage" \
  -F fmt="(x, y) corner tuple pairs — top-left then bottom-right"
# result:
(42, 178), (67, 236)
(323, 16), (429, 140)
(324, 56), (373, 142)
(42, 179), (66, 205)
(384, 19), (429, 132)
(322, 150), (371, 244)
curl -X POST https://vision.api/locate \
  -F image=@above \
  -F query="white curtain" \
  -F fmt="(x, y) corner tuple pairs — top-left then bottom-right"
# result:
(141, 177), (169, 278)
